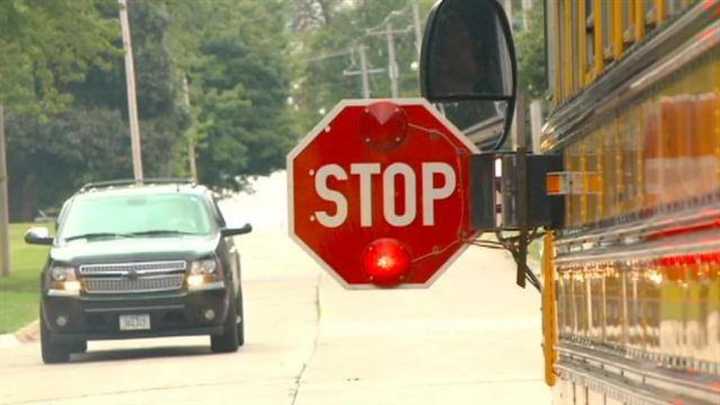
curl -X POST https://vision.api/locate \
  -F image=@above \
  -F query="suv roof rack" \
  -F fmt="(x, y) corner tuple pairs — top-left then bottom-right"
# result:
(79, 178), (195, 193)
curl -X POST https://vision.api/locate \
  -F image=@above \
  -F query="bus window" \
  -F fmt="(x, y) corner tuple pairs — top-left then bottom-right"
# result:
(605, 263), (623, 348)
(565, 143), (581, 226)
(643, 94), (662, 209)
(585, 0), (594, 82)
(640, 261), (662, 356)
(589, 264), (605, 344)
(585, 130), (601, 223)
(602, 123), (618, 219)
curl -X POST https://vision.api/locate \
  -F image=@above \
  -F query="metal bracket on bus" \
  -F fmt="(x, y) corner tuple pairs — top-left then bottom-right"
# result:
(468, 152), (564, 291)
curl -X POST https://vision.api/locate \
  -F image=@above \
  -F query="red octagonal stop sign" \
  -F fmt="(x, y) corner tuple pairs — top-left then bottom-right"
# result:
(288, 99), (478, 288)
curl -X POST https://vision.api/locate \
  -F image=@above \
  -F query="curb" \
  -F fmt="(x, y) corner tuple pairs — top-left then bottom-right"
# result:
(0, 319), (39, 348)
(0, 332), (21, 348)
(15, 319), (40, 343)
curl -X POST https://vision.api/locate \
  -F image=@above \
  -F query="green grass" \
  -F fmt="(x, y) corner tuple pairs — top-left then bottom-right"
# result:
(0, 223), (50, 333)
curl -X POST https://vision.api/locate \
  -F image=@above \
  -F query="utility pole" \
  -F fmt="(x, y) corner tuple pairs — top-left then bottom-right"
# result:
(119, 0), (144, 181)
(368, 22), (403, 98)
(182, 76), (198, 182)
(358, 46), (370, 99)
(343, 45), (385, 99)
(0, 105), (10, 277)
(411, 1), (423, 56)
(385, 22), (400, 98)
(530, 100), (543, 153)
(522, 0), (534, 31)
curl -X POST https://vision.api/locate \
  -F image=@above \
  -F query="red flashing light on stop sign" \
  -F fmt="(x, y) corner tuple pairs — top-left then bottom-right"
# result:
(359, 101), (408, 150)
(362, 238), (411, 287)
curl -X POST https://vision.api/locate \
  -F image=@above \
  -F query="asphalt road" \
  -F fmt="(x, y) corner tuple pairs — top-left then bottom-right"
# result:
(0, 174), (551, 404)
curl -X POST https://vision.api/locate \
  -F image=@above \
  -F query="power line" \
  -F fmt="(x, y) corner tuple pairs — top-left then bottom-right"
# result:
(303, 48), (354, 64)
(367, 22), (407, 98)
(364, 0), (413, 33)
(342, 45), (385, 99)
(367, 6), (415, 99)
(302, 0), (423, 99)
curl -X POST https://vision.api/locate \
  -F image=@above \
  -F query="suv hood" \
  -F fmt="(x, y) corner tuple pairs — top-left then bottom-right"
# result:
(51, 235), (220, 264)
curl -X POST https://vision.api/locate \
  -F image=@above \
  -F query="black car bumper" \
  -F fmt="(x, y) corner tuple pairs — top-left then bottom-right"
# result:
(41, 289), (231, 343)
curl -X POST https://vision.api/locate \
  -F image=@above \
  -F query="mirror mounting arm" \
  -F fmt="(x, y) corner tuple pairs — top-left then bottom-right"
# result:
(221, 223), (253, 238)
(467, 151), (565, 291)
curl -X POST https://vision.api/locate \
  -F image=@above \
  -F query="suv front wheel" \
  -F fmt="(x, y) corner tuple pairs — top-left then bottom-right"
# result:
(210, 296), (239, 353)
(40, 308), (70, 364)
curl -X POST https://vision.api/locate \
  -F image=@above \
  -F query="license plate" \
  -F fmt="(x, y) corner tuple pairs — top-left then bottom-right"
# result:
(119, 314), (151, 331)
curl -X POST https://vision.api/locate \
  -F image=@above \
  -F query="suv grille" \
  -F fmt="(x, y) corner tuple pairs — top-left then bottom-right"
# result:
(84, 274), (185, 294)
(79, 260), (186, 275)
(79, 261), (187, 294)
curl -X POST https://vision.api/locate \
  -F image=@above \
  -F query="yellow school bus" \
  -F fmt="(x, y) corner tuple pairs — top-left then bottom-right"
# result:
(543, 0), (720, 403)
(420, 0), (720, 403)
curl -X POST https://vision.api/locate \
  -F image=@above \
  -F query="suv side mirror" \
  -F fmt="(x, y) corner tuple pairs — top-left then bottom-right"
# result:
(25, 227), (54, 245)
(221, 223), (253, 238)
(420, 0), (517, 150)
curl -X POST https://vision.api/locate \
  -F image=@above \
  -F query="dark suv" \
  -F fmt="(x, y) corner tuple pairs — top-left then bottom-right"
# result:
(25, 179), (252, 363)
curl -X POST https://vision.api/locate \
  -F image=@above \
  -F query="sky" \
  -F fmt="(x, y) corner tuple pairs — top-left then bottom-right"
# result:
(219, 171), (289, 232)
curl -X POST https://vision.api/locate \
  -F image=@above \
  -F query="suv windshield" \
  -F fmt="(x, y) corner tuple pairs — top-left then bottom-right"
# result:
(59, 192), (215, 241)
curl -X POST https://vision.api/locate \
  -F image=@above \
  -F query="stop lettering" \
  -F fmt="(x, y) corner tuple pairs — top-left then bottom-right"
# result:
(288, 99), (478, 288)
(313, 162), (456, 228)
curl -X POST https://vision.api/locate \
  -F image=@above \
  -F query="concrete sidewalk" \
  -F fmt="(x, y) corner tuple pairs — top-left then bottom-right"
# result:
(293, 245), (550, 405)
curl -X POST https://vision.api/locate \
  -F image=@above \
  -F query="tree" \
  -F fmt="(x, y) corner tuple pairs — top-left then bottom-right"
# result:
(515, 6), (547, 99)
(2, 0), (300, 220)
(292, 0), (340, 31)
(6, 108), (130, 219)
(0, 0), (118, 115)
(3, 0), (191, 220)
(169, 0), (295, 190)
(289, 0), (436, 135)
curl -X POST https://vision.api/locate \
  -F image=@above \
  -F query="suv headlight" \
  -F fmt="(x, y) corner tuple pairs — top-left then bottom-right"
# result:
(47, 265), (81, 296)
(190, 259), (218, 275)
(187, 258), (224, 290)
(50, 266), (74, 282)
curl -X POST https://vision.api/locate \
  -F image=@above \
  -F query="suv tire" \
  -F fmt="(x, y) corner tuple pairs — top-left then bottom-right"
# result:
(40, 309), (70, 364)
(237, 289), (244, 347)
(211, 297), (239, 353)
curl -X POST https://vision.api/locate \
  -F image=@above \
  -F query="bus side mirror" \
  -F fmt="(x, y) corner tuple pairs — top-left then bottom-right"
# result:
(420, 0), (517, 150)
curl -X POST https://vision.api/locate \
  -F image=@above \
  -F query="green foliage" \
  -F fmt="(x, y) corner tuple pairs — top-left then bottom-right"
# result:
(0, 223), (50, 333)
(291, 0), (436, 135)
(0, 0), (119, 115)
(0, 0), (329, 218)
(6, 108), (132, 217)
(168, 0), (294, 190)
(4, 0), (192, 219)
(515, 7), (547, 99)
